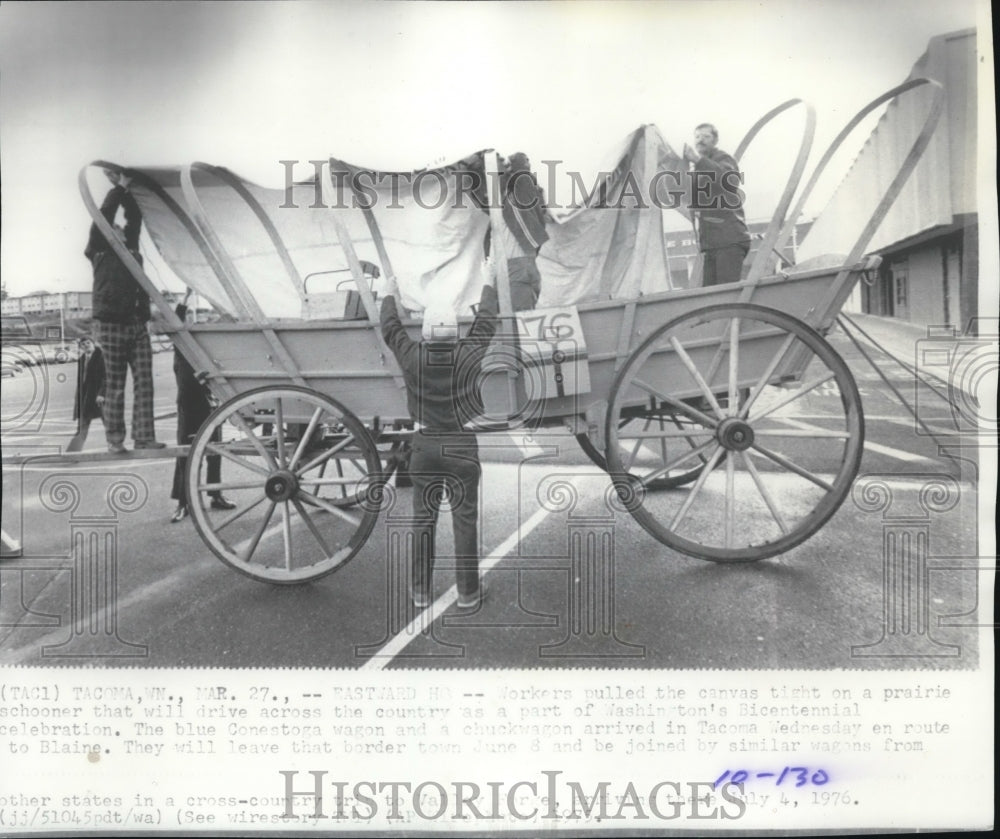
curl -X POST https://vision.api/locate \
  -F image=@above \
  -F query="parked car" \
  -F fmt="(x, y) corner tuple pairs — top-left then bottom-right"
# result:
(1, 315), (77, 365)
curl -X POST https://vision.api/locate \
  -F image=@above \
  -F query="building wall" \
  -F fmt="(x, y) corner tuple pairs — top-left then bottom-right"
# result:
(803, 29), (979, 328)
(905, 245), (947, 325)
(799, 29), (977, 264)
(0, 292), (93, 317)
(862, 224), (974, 329)
(960, 223), (978, 333)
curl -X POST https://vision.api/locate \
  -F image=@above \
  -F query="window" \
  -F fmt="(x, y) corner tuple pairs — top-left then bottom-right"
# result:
(891, 260), (908, 312)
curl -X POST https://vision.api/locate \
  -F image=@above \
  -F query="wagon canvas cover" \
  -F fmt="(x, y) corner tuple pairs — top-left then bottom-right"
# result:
(124, 125), (689, 319)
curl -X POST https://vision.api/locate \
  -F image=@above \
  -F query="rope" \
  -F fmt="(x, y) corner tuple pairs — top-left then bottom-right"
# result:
(839, 313), (952, 403)
(836, 315), (959, 465)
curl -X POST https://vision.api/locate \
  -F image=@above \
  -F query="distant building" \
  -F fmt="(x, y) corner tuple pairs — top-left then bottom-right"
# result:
(664, 218), (813, 289)
(798, 29), (979, 330)
(0, 291), (93, 317)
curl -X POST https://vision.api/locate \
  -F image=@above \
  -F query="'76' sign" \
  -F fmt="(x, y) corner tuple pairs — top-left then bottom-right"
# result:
(513, 306), (591, 398)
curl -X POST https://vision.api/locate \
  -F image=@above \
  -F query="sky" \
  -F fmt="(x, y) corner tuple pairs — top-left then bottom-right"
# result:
(0, 0), (989, 296)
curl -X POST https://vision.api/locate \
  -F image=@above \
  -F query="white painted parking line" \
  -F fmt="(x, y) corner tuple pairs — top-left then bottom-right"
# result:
(864, 442), (938, 464)
(0, 559), (220, 664)
(0, 513), (290, 664)
(862, 414), (964, 437)
(360, 475), (587, 670)
(506, 429), (544, 458)
(773, 417), (938, 464)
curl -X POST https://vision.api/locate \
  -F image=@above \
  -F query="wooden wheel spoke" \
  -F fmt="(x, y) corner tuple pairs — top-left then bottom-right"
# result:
(740, 332), (798, 417)
(206, 442), (270, 476)
(749, 443), (834, 492)
(668, 446), (726, 531)
(631, 378), (719, 428)
(215, 494), (267, 531)
(298, 489), (362, 527)
(280, 501), (293, 571)
(333, 457), (348, 500)
(299, 476), (365, 486)
(288, 407), (324, 471)
(296, 433), (357, 477)
(728, 317), (740, 417)
(738, 450), (789, 535)
(639, 438), (717, 487)
(747, 371), (836, 422)
(724, 451), (735, 549)
(198, 481), (262, 492)
(291, 497), (332, 558)
(624, 416), (653, 472)
(656, 407), (668, 465)
(617, 428), (715, 440)
(670, 412), (712, 467)
(275, 398), (287, 468)
(753, 428), (850, 439)
(240, 500), (277, 563)
(230, 412), (278, 470)
(700, 316), (738, 398)
(668, 335), (726, 419)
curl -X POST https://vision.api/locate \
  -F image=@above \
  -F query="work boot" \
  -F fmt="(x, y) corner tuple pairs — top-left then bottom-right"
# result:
(210, 494), (237, 510)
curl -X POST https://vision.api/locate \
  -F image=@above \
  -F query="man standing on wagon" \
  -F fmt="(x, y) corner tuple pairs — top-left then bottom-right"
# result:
(85, 169), (166, 453)
(483, 152), (550, 310)
(380, 275), (499, 611)
(684, 124), (751, 286)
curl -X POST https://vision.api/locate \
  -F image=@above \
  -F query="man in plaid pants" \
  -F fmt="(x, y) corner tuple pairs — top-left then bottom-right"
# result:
(85, 170), (165, 453)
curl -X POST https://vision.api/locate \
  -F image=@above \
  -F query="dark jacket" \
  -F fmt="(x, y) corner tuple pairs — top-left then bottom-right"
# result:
(86, 186), (150, 324)
(690, 147), (750, 251)
(173, 304), (213, 439)
(483, 155), (550, 257)
(380, 285), (499, 431)
(503, 154), (550, 253)
(73, 347), (106, 422)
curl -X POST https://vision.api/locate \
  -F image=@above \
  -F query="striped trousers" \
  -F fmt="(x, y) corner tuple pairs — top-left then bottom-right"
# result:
(92, 320), (156, 445)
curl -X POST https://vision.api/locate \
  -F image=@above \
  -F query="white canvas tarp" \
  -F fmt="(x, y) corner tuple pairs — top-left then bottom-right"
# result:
(122, 125), (691, 320)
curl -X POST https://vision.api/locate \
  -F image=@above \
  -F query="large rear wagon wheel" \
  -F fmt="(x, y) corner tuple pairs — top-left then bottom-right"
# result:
(312, 421), (404, 508)
(186, 386), (384, 584)
(575, 396), (713, 489)
(606, 304), (864, 562)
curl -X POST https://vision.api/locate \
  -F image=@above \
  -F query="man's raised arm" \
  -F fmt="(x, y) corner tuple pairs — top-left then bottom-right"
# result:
(380, 293), (417, 366)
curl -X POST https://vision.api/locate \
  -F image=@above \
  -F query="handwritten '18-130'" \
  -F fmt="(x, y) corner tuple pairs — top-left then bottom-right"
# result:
(714, 768), (830, 788)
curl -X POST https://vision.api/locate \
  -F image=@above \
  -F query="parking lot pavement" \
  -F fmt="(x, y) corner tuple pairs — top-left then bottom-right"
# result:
(0, 320), (987, 669)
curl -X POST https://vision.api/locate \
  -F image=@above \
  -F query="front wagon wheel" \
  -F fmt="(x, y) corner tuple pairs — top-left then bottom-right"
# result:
(186, 386), (384, 584)
(606, 304), (864, 562)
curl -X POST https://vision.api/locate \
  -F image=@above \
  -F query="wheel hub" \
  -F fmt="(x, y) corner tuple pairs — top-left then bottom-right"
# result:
(264, 470), (299, 502)
(716, 417), (755, 451)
